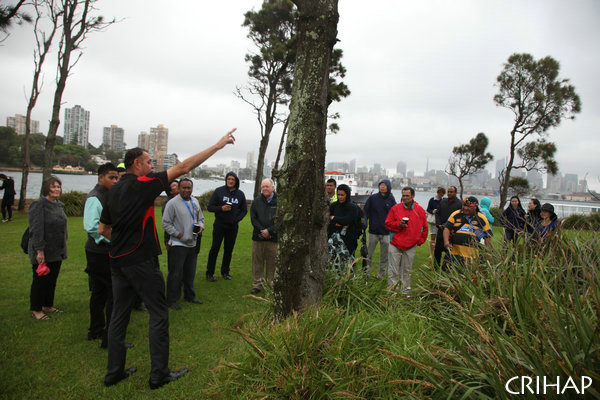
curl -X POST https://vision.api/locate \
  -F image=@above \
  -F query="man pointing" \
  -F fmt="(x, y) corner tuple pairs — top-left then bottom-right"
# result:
(99, 129), (236, 389)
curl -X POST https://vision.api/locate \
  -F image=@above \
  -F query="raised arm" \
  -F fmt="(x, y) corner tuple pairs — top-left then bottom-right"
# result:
(166, 129), (236, 182)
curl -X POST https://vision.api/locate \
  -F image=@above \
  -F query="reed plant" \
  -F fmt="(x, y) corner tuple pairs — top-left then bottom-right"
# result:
(410, 233), (600, 399)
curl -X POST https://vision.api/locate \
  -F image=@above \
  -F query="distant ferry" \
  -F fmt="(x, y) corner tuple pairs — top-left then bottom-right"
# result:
(52, 165), (85, 175)
(325, 170), (358, 193)
(324, 170), (372, 204)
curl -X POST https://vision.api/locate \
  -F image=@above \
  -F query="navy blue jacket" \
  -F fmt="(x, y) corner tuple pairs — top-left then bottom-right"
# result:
(207, 171), (248, 227)
(363, 180), (396, 235)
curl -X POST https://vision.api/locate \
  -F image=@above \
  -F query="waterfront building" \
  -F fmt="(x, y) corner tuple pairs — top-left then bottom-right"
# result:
(64, 105), (90, 148)
(6, 114), (40, 135)
(102, 125), (125, 153)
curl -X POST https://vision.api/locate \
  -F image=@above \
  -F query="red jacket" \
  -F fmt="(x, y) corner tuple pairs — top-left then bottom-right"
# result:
(385, 201), (428, 250)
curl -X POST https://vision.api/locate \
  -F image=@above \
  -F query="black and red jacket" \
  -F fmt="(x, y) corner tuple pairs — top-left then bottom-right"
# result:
(100, 172), (168, 268)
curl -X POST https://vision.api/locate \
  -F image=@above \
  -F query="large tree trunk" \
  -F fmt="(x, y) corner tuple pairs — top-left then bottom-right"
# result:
(273, 0), (338, 320)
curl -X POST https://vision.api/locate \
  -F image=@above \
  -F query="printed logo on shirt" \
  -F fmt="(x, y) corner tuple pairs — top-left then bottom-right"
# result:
(222, 196), (239, 204)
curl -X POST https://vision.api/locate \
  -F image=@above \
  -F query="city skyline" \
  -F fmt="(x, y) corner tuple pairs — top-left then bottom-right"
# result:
(1, 0), (599, 190)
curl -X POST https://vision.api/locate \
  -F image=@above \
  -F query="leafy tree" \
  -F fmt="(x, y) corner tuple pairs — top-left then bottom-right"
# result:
(494, 53), (581, 208)
(239, 0), (349, 198)
(104, 149), (123, 165)
(42, 0), (115, 187)
(0, 127), (20, 166)
(274, 0), (338, 319)
(508, 176), (530, 198)
(446, 132), (493, 199)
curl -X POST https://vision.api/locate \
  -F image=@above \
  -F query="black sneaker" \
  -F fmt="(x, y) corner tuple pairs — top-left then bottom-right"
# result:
(169, 303), (182, 310)
(222, 274), (232, 280)
(206, 275), (217, 282)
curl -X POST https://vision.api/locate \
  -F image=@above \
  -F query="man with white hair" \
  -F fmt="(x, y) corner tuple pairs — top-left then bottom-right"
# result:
(249, 178), (277, 294)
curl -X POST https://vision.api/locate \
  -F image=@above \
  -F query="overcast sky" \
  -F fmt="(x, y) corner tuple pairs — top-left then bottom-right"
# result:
(2, 0), (599, 189)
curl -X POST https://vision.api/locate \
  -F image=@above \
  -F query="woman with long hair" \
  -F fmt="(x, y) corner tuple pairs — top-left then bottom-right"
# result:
(500, 195), (526, 243)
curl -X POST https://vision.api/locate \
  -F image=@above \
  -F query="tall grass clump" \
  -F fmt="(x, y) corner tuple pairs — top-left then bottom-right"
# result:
(411, 232), (600, 398)
(208, 268), (441, 399)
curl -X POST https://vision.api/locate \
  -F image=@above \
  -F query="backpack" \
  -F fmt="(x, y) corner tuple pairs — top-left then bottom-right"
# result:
(21, 227), (30, 254)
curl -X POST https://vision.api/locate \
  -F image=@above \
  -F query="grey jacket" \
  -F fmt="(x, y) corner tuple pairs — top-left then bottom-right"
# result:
(28, 197), (68, 264)
(161, 194), (204, 248)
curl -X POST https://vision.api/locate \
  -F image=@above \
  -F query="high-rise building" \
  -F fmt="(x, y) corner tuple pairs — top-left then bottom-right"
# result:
(564, 173), (578, 193)
(64, 105), (90, 148)
(163, 153), (179, 170)
(6, 114), (40, 135)
(547, 173), (562, 192)
(102, 125), (125, 153)
(526, 170), (544, 191)
(495, 158), (506, 180)
(348, 159), (356, 173)
(246, 152), (255, 169)
(138, 131), (149, 150)
(148, 124), (169, 170)
(396, 161), (406, 176)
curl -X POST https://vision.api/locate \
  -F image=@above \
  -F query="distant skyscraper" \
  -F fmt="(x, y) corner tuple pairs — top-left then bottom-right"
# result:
(348, 159), (356, 173)
(246, 152), (255, 169)
(64, 105), (90, 148)
(495, 158), (506, 179)
(396, 161), (406, 176)
(138, 131), (149, 150)
(149, 124), (169, 170)
(526, 170), (543, 191)
(372, 163), (382, 174)
(564, 173), (578, 193)
(547, 173), (562, 192)
(102, 125), (125, 153)
(6, 114), (40, 135)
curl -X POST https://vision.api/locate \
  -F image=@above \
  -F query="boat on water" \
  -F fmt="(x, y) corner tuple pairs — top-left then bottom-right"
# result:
(324, 170), (372, 204)
(52, 165), (85, 175)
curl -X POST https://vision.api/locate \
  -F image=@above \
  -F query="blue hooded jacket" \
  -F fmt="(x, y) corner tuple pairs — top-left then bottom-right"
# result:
(480, 197), (494, 231)
(363, 179), (396, 235)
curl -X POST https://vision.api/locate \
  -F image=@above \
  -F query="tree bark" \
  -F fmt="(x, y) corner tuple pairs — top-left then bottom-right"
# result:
(273, 0), (338, 320)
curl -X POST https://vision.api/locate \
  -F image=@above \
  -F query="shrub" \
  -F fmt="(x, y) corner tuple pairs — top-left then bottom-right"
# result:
(489, 206), (502, 226)
(587, 212), (600, 231)
(197, 189), (214, 210)
(561, 214), (590, 230)
(59, 191), (87, 216)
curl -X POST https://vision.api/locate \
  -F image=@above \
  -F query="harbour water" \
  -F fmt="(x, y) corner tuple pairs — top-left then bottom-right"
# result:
(2, 170), (598, 218)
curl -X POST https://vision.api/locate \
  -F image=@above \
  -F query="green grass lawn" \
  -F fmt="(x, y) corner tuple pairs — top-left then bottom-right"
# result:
(0, 209), (435, 399)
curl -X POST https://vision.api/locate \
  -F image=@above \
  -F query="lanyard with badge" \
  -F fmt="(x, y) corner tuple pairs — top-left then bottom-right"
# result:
(182, 197), (201, 235)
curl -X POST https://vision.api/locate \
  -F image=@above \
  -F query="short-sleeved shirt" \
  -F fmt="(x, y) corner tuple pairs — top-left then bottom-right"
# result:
(100, 171), (168, 268)
(445, 210), (492, 259)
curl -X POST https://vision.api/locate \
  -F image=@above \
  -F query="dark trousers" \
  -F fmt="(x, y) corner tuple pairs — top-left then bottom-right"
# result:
(30, 261), (61, 311)
(1, 197), (13, 219)
(105, 257), (169, 383)
(434, 228), (449, 268)
(206, 223), (238, 277)
(504, 229), (518, 243)
(166, 245), (197, 305)
(86, 251), (113, 337)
